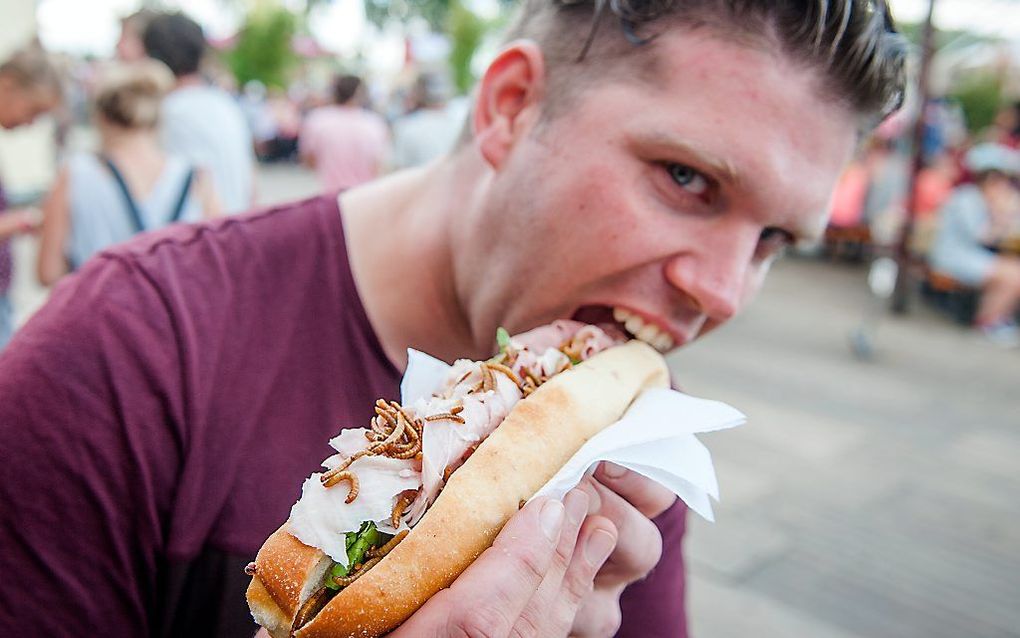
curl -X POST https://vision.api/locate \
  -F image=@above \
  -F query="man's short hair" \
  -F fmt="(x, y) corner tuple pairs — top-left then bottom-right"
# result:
(0, 43), (62, 99)
(143, 12), (206, 78)
(121, 8), (159, 34)
(502, 0), (907, 129)
(332, 74), (363, 105)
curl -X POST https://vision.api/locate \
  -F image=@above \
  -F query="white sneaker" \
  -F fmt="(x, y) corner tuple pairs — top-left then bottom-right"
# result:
(979, 321), (1020, 348)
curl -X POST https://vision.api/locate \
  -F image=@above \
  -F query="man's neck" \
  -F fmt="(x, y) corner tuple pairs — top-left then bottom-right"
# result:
(340, 153), (488, 370)
(174, 74), (205, 90)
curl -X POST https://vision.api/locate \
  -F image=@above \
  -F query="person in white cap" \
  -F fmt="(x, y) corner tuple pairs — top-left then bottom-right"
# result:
(930, 143), (1020, 346)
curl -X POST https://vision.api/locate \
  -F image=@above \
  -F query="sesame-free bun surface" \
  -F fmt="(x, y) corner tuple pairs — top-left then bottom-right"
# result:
(247, 525), (333, 635)
(250, 340), (668, 638)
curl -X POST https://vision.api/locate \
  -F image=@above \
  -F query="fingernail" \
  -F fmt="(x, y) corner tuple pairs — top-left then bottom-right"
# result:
(564, 489), (589, 526)
(584, 529), (616, 567)
(600, 462), (627, 479)
(540, 500), (565, 542)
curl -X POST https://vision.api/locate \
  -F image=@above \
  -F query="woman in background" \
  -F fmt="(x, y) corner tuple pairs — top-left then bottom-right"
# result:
(930, 144), (1020, 347)
(0, 45), (62, 349)
(37, 61), (219, 286)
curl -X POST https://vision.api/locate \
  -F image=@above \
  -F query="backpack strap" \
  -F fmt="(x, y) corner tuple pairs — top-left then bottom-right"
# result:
(168, 167), (195, 224)
(101, 155), (145, 233)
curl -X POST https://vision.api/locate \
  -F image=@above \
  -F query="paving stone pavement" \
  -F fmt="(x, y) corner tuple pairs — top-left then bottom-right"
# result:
(671, 257), (1020, 638)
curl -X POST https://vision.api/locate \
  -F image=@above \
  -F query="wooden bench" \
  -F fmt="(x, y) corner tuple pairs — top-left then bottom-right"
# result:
(824, 224), (872, 261)
(922, 270), (979, 325)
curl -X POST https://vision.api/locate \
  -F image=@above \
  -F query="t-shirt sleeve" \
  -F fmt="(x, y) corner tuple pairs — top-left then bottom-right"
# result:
(0, 255), (184, 633)
(616, 501), (688, 638)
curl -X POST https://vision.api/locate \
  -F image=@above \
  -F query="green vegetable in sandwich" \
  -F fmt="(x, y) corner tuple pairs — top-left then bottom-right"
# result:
(325, 522), (392, 590)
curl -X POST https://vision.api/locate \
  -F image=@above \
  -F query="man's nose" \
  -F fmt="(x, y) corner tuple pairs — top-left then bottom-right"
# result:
(664, 232), (757, 323)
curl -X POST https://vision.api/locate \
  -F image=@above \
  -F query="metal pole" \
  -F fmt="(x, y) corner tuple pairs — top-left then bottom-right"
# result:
(891, 0), (938, 314)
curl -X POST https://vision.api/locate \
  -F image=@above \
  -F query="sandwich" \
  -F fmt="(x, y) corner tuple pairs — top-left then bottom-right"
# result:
(246, 321), (669, 638)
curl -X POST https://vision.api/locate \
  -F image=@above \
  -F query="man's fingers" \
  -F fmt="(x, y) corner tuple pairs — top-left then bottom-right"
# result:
(553, 517), (618, 634)
(594, 462), (675, 519)
(577, 476), (663, 587)
(395, 497), (564, 637)
(569, 587), (627, 638)
(511, 489), (590, 637)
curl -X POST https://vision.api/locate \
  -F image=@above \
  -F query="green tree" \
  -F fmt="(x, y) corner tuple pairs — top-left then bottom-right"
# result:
(447, 0), (486, 94)
(363, 0), (452, 31)
(950, 72), (1003, 134)
(226, 2), (298, 89)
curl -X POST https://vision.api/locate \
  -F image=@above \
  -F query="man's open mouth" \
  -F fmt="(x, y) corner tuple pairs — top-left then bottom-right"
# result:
(571, 305), (675, 353)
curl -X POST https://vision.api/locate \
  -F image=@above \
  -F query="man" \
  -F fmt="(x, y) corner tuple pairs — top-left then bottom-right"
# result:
(0, 1), (906, 636)
(143, 12), (255, 214)
(391, 71), (467, 168)
(299, 74), (390, 191)
(115, 8), (158, 62)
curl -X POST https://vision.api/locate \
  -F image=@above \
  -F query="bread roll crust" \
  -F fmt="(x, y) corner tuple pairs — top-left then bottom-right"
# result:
(250, 340), (668, 638)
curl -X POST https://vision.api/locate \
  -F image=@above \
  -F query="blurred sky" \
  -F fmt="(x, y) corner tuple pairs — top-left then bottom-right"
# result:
(33, 0), (1020, 58)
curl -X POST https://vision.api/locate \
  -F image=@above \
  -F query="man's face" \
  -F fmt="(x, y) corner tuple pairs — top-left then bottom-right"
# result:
(116, 23), (147, 62)
(0, 79), (57, 129)
(456, 29), (858, 354)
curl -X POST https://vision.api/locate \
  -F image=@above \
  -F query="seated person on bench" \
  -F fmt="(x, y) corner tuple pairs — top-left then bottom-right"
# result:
(929, 143), (1020, 346)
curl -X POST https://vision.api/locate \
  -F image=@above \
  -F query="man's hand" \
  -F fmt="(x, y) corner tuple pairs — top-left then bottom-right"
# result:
(253, 473), (668, 638)
(392, 489), (615, 637)
(569, 462), (677, 637)
(0, 207), (42, 240)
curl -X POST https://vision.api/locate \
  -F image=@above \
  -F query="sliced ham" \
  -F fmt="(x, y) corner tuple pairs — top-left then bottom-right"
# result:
(288, 322), (623, 559)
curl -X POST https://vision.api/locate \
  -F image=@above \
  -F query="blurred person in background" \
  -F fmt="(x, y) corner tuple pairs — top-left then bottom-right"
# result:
(0, 1), (907, 636)
(36, 61), (220, 287)
(299, 73), (389, 190)
(929, 143), (1020, 346)
(261, 87), (302, 163)
(910, 149), (961, 256)
(861, 135), (910, 245)
(985, 101), (1020, 150)
(239, 80), (277, 159)
(0, 45), (62, 349)
(391, 71), (466, 168)
(143, 12), (255, 213)
(115, 8), (158, 63)
(829, 155), (871, 229)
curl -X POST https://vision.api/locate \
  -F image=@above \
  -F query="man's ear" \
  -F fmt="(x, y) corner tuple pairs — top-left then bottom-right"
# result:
(472, 40), (546, 170)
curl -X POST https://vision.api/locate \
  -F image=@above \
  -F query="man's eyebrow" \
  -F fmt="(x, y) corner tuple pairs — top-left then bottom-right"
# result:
(636, 131), (743, 187)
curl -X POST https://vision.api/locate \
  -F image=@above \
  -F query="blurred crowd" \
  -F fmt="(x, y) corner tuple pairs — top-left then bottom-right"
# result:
(824, 99), (1020, 347)
(0, 9), (470, 350)
(3, 8), (1020, 351)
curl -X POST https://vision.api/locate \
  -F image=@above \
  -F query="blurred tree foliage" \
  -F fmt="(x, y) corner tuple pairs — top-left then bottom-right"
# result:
(226, 2), (299, 89)
(950, 72), (1003, 134)
(361, 0), (510, 94)
(448, 0), (486, 93)
(364, 0), (451, 31)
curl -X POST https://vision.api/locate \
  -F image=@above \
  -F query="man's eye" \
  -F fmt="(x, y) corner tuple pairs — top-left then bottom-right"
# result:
(756, 227), (795, 260)
(665, 163), (709, 196)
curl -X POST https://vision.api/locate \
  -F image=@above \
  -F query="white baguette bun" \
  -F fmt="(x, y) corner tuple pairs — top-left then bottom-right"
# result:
(248, 340), (668, 637)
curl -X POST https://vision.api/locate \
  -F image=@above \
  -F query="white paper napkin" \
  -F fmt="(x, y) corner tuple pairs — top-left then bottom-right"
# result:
(401, 349), (746, 522)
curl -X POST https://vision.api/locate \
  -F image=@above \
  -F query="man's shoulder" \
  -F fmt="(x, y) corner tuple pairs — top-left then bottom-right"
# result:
(100, 193), (340, 268)
(164, 86), (245, 124)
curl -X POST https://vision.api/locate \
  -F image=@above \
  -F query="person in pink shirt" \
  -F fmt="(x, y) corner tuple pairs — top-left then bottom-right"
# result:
(299, 74), (390, 191)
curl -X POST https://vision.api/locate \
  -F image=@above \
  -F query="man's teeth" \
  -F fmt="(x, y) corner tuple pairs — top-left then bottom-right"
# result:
(611, 307), (674, 353)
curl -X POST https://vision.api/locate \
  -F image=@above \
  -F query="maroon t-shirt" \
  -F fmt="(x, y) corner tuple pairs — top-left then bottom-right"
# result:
(0, 193), (687, 637)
